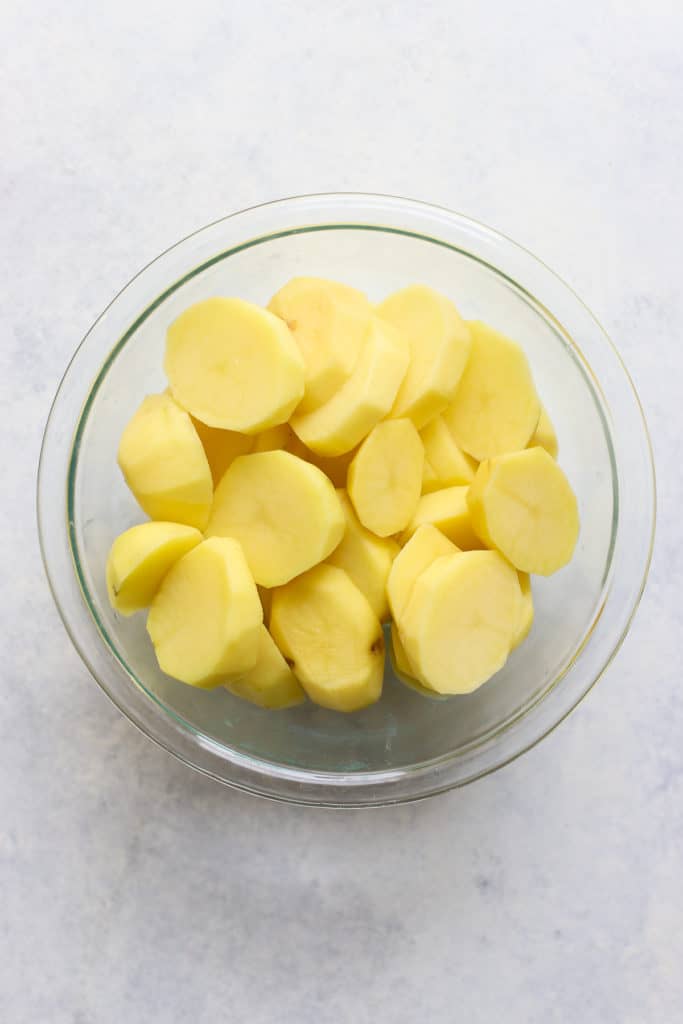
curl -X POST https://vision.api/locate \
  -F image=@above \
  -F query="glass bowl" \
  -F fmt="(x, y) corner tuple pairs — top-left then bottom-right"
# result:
(37, 193), (655, 806)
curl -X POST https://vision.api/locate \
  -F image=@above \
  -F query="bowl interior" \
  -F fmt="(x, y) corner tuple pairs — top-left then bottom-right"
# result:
(69, 224), (616, 775)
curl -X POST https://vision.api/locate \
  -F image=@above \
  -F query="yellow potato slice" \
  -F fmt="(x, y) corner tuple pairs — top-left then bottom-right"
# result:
(443, 321), (540, 460)
(270, 564), (384, 712)
(106, 521), (202, 616)
(389, 624), (447, 700)
(467, 447), (579, 575)
(290, 316), (409, 456)
(117, 392), (213, 530)
(420, 415), (478, 492)
(191, 417), (254, 486)
(327, 490), (399, 620)
(165, 297), (305, 432)
(268, 277), (372, 412)
(387, 523), (458, 622)
(529, 404), (559, 459)
(347, 418), (424, 537)
(512, 573), (534, 649)
(206, 451), (345, 587)
(401, 486), (483, 550)
(147, 537), (262, 688)
(251, 423), (292, 453)
(286, 433), (357, 487)
(401, 550), (521, 694)
(224, 626), (306, 709)
(377, 284), (471, 429)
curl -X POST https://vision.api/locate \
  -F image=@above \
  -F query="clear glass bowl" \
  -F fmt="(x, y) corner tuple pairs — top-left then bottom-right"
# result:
(37, 194), (655, 806)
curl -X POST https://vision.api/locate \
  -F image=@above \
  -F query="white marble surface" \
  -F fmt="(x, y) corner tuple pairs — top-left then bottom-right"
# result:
(2, 2), (681, 1020)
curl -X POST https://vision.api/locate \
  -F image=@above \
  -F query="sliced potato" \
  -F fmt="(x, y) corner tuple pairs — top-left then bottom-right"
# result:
(512, 573), (534, 649)
(377, 284), (471, 429)
(402, 486), (483, 550)
(347, 419), (424, 537)
(420, 415), (477, 492)
(390, 624), (447, 700)
(401, 550), (521, 694)
(270, 564), (384, 712)
(146, 537), (262, 688)
(387, 523), (458, 622)
(443, 320), (540, 460)
(268, 277), (372, 411)
(224, 625), (306, 709)
(290, 316), (409, 456)
(286, 433), (357, 487)
(206, 450), (345, 587)
(165, 297), (305, 432)
(106, 521), (202, 616)
(467, 447), (579, 575)
(191, 417), (254, 485)
(327, 490), (399, 620)
(117, 392), (213, 530)
(529, 404), (558, 459)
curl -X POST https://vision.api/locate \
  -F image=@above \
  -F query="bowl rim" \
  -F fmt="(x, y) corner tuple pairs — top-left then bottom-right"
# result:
(37, 191), (656, 806)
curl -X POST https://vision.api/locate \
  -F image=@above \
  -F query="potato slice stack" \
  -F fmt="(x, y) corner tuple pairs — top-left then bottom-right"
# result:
(108, 277), (579, 712)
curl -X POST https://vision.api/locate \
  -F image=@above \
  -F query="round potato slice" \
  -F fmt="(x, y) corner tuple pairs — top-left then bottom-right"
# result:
(327, 490), (399, 620)
(400, 550), (521, 695)
(347, 418), (424, 537)
(106, 521), (202, 616)
(165, 297), (305, 432)
(146, 537), (262, 688)
(268, 277), (372, 412)
(389, 623), (447, 701)
(420, 415), (478, 491)
(117, 392), (213, 530)
(270, 564), (384, 712)
(377, 284), (471, 429)
(401, 486), (483, 550)
(467, 447), (579, 575)
(443, 321), (540, 460)
(206, 451), (345, 587)
(387, 523), (459, 622)
(224, 626), (306, 710)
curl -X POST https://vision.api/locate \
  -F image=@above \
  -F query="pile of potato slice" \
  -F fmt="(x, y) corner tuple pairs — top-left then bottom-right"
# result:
(107, 278), (579, 712)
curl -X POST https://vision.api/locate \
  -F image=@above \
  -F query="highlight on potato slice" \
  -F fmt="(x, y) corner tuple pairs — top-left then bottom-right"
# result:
(443, 320), (540, 460)
(529, 404), (559, 459)
(400, 550), (522, 694)
(290, 316), (409, 456)
(224, 626), (306, 709)
(117, 392), (213, 530)
(377, 284), (471, 429)
(146, 537), (262, 688)
(347, 418), (424, 537)
(191, 417), (254, 485)
(165, 297), (305, 432)
(512, 573), (534, 649)
(420, 415), (478, 492)
(387, 523), (459, 622)
(268, 277), (373, 412)
(390, 624), (447, 700)
(326, 490), (399, 620)
(251, 423), (292, 453)
(467, 446), (579, 575)
(402, 486), (483, 550)
(206, 450), (345, 587)
(286, 432), (357, 487)
(106, 521), (203, 616)
(270, 564), (384, 712)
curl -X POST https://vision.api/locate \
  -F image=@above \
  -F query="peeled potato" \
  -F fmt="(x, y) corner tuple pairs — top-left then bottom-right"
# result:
(377, 284), (471, 429)
(286, 433), (357, 487)
(117, 393), (213, 530)
(165, 297), (305, 432)
(387, 524), (458, 622)
(390, 624), (446, 700)
(420, 415), (477, 492)
(529, 404), (558, 459)
(327, 490), (399, 620)
(270, 564), (384, 712)
(206, 450), (345, 587)
(224, 626), (306, 709)
(347, 419), (423, 537)
(191, 417), (254, 485)
(268, 277), (372, 412)
(290, 316), (409, 456)
(467, 447), (579, 575)
(443, 321), (540, 460)
(106, 521), (202, 616)
(147, 537), (262, 688)
(512, 573), (534, 649)
(401, 550), (521, 694)
(402, 486), (483, 550)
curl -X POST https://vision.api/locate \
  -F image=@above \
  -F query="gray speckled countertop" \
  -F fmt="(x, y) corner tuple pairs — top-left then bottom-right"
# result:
(2, 2), (681, 1020)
